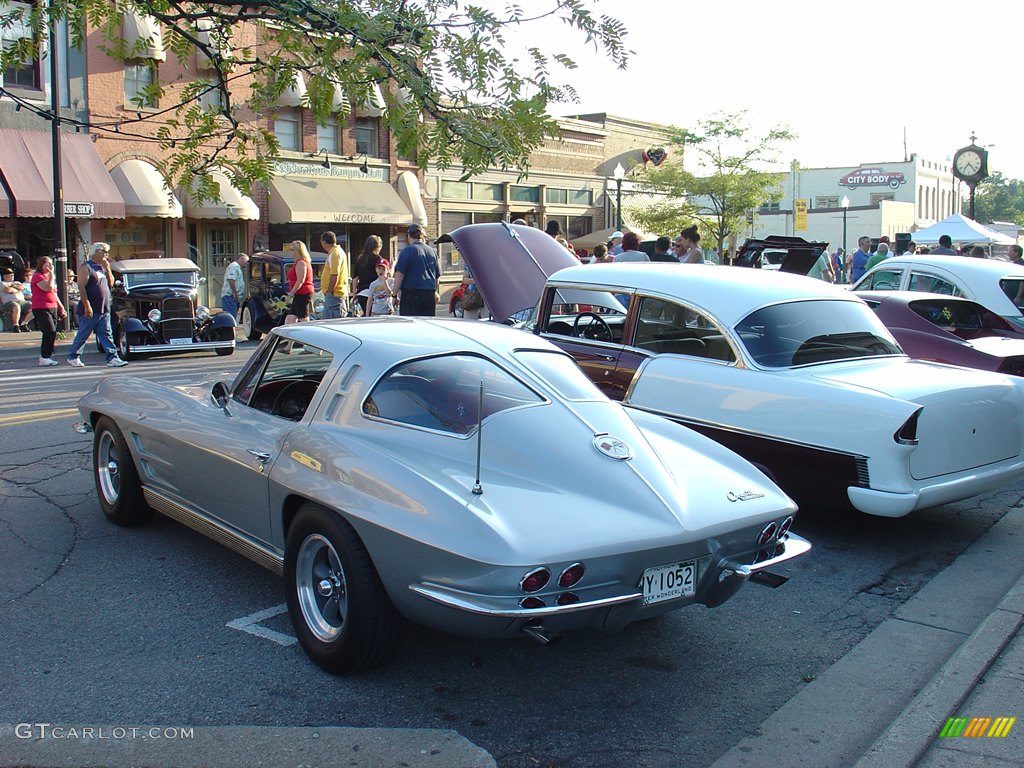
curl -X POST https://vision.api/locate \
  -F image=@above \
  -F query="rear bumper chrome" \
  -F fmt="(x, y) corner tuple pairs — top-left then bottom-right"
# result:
(410, 533), (812, 619)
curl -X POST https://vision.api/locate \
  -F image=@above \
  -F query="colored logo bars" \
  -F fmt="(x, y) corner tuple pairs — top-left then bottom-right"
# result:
(939, 716), (1016, 739)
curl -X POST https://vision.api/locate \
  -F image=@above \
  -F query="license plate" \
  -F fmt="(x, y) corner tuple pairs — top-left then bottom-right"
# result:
(640, 561), (697, 605)
(169, 337), (193, 346)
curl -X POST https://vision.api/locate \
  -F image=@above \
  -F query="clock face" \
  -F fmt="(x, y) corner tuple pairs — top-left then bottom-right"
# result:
(956, 150), (983, 177)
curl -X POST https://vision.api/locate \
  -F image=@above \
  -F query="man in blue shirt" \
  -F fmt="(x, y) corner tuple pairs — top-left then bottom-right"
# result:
(850, 236), (872, 283)
(67, 242), (126, 367)
(393, 224), (440, 316)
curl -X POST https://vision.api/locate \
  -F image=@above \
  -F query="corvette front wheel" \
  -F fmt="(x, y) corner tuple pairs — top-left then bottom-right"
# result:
(285, 503), (402, 674)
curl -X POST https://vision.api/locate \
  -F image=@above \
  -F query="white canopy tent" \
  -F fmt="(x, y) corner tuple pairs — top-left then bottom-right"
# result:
(912, 213), (1016, 245)
(571, 225), (657, 250)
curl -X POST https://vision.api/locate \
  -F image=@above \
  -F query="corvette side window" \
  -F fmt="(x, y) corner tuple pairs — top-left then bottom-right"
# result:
(241, 337), (333, 421)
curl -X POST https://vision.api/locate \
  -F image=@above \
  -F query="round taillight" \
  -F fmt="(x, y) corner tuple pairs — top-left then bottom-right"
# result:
(556, 592), (580, 606)
(520, 596), (545, 609)
(520, 568), (550, 593)
(558, 563), (585, 589)
(777, 516), (794, 538)
(757, 522), (778, 547)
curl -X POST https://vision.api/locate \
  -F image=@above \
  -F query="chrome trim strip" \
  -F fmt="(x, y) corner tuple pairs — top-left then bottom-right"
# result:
(721, 533), (812, 576)
(409, 583), (642, 617)
(142, 487), (283, 576)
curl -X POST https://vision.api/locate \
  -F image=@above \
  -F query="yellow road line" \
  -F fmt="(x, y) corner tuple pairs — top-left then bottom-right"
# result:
(0, 407), (80, 426)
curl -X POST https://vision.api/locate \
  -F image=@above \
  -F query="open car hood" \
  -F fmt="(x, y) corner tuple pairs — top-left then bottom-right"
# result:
(733, 236), (828, 275)
(438, 223), (579, 323)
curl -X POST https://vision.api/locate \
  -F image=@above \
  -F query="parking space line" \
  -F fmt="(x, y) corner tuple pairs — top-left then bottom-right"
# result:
(226, 604), (298, 646)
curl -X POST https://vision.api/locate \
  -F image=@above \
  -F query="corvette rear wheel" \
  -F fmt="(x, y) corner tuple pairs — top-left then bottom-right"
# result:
(92, 416), (153, 526)
(285, 503), (401, 674)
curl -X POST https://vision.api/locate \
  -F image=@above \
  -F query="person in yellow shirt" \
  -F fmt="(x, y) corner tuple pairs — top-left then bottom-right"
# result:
(320, 230), (349, 319)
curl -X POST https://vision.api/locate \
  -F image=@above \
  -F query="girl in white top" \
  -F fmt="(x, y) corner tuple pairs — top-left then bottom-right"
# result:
(676, 225), (705, 264)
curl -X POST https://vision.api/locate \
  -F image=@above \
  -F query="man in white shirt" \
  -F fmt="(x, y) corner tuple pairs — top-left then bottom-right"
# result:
(221, 253), (248, 319)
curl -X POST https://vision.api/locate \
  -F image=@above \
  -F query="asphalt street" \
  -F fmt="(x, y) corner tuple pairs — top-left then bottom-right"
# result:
(0, 331), (1021, 768)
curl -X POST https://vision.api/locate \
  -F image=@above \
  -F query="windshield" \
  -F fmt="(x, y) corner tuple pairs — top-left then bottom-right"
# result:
(124, 271), (198, 289)
(736, 299), (903, 368)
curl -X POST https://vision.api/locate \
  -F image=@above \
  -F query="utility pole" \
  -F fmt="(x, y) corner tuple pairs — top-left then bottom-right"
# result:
(49, 0), (69, 331)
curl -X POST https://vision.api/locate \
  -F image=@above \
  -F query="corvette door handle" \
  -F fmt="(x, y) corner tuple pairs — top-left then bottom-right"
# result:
(247, 450), (272, 463)
(597, 355), (616, 362)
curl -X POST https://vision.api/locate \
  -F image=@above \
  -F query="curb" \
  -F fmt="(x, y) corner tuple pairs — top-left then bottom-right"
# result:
(853, 576), (1024, 768)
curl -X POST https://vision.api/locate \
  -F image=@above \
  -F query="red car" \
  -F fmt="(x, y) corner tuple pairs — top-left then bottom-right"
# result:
(855, 291), (1024, 376)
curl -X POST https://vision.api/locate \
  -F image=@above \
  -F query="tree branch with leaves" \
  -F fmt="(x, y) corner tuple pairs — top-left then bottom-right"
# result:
(631, 111), (794, 260)
(0, 0), (629, 198)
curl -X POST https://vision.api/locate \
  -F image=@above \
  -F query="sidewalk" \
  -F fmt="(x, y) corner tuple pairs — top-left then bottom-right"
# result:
(712, 505), (1024, 768)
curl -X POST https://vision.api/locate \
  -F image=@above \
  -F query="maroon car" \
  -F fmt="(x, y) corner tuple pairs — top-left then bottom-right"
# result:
(855, 290), (1024, 376)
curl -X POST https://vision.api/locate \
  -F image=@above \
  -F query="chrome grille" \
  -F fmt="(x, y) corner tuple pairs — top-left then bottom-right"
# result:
(855, 456), (870, 487)
(161, 297), (194, 341)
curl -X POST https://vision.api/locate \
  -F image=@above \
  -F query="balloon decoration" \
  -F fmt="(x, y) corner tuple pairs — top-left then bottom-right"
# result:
(642, 147), (668, 166)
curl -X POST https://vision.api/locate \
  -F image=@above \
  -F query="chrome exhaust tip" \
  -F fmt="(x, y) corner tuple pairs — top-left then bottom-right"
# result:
(522, 623), (561, 646)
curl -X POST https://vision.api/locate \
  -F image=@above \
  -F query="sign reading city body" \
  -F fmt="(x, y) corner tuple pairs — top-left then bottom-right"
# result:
(839, 167), (906, 190)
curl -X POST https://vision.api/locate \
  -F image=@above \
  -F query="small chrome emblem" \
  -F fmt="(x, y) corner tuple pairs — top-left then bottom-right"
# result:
(728, 490), (765, 502)
(594, 435), (632, 460)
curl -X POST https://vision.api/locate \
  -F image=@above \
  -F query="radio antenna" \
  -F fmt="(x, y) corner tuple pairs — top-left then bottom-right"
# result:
(472, 380), (484, 495)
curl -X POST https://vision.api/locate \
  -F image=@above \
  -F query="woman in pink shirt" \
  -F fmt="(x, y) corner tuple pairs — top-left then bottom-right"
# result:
(31, 256), (67, 366)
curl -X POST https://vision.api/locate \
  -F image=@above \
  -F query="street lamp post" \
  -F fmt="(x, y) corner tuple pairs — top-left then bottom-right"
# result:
(613, 162), (625, 232)
(841, 195), (850, 259)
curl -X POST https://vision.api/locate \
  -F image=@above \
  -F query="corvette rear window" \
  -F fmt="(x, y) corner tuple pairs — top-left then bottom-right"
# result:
(364, 353), (543, 435)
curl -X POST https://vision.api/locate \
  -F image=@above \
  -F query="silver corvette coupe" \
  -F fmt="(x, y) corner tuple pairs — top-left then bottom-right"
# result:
(76, 318), (809, 673)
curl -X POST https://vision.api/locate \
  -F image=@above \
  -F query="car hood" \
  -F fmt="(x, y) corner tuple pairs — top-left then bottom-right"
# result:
(734, 236), (827, 275)
(439, 223), (579, 323)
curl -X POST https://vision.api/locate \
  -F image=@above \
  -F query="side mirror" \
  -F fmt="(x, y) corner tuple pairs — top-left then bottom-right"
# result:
(211, 381), (232, 417)
(198, 276), (208, 285)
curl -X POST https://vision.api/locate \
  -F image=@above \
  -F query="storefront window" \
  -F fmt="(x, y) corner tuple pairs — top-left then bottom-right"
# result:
(274, 109), (300, 151)
(442, 181), (471, 199)
(355, 118), (378, 157)
(570, 189), (593, 206)
(124, 61), (157, 108)
(510, 185), (540, 203)
(473, 183), (502, 201)
(545, 188), (568, 204)
(317, 115), (340, 154)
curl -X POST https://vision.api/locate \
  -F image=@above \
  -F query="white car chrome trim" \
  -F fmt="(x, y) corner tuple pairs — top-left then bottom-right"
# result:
(129, 340), (235, 352)
(720, 533), (812, 575)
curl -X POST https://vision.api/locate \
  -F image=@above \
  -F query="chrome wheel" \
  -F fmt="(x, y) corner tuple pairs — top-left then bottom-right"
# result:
(295, 533), (347, 643)
(96, 429), (121, 506)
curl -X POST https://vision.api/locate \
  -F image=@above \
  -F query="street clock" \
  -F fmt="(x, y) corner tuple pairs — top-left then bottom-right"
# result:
(953, 143), (989, 184)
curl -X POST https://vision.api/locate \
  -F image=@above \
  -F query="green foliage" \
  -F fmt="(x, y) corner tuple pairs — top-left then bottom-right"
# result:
(972, 173), (1024, 225)
(631, 112), (794, 255)
(0, 1), (629, 197)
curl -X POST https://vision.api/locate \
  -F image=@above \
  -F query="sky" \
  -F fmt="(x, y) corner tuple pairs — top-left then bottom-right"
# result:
(501, 0), (1024, 179)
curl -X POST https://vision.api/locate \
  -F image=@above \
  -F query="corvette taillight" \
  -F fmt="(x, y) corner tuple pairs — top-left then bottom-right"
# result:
(778, 516), (794, 538)
(757, 522), (778, 546)
(558, 563), (585, 588)
(520, 568), (550, 593)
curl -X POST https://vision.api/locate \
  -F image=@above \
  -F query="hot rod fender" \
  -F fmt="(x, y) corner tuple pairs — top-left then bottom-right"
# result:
(210, 312), (236, 329)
